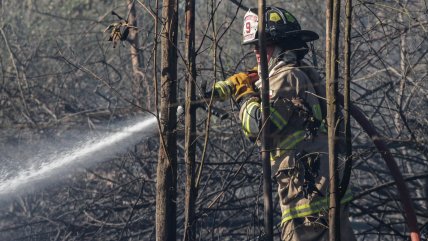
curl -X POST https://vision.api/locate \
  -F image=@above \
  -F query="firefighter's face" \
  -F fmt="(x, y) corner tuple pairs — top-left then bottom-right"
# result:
(254, 45), (275, 64)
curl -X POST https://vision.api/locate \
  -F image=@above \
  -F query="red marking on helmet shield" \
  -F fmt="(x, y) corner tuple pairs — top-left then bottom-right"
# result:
(243, 10), (258, 44)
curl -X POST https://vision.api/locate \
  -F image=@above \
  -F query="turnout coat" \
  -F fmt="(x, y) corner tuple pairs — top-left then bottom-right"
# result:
(239, 51), (357, 241)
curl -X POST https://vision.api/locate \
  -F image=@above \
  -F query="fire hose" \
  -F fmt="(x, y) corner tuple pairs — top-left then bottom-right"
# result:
(191, 90), (420, 240)
(176, 79), (420, 240)
(177, 98), (229, 121)
(336, 93), (420, 241)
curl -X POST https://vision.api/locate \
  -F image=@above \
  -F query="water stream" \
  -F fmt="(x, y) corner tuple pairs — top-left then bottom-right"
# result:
(0, 115), (158, 198)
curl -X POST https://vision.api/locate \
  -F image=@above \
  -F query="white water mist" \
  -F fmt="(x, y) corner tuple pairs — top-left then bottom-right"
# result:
(0, 115), (158, 198)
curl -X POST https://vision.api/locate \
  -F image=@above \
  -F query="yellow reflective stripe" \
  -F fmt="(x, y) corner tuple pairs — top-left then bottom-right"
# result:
(281, 189), (353, 216)
(242, 101), (260, 135)
(279, 130), (306, 148)
(311, 104), (327, 133)
(281, 193), (353, 223)
(270, 107), (287, 130)
(282, 201), (327, 224)
(270, 154), (275, 162)
(312, 104), (322, 121)
(243, 101), (258, 132)
(281, 190), (353, 224)
(214, 81), (231, 99)
(341, 191), (353, 203)
(269, 112), (283, 130)
(270, 130), (306, 162)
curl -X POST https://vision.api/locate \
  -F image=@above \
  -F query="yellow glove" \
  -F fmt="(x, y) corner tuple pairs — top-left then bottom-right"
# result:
(213, 68), (259, 102)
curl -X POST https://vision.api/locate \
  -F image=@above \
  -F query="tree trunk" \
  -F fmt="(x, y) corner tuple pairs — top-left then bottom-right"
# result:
(183, 0), (197, 240)
(127, 0), (146, 108)
(340, 0), (352, 198)
(325, 0), (333, 84)
(155, 0), (178, 240)
(258, 1), (273, 240)
(327, 0), (341, 240)
(395, 1), (408, 134)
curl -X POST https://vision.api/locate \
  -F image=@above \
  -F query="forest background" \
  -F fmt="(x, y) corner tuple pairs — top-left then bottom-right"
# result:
(0, 0), (427, 240)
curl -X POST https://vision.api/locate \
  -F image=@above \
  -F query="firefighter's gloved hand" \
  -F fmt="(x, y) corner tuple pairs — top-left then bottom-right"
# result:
(213, 69), (258, 103)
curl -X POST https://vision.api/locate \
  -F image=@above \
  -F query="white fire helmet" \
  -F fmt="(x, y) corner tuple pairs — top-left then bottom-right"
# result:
(242, 7), (319, 45)
(242, 10), (259, 45)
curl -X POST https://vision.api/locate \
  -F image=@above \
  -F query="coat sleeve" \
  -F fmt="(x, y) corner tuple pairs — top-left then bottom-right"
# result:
(239, 97), (262, 140)
(239, 69), (305, 139)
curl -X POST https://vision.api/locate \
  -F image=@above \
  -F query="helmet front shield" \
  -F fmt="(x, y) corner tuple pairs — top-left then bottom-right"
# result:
(242, 9), (259, 45)
(242, 7), (319, 46)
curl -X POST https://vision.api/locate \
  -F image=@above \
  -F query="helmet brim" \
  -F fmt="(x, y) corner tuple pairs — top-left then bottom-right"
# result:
(242, 30), (319, 45)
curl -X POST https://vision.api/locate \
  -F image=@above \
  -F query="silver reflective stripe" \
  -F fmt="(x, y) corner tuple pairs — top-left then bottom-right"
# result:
(281, 190), (353, 224)
(241, 100), (260, 137)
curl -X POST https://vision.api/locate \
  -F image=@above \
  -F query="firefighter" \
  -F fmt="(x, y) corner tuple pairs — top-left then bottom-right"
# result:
(212, 7), (357, 241)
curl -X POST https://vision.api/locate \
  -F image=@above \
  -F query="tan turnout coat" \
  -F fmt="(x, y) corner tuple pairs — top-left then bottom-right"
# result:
(239, 52), (357, 241)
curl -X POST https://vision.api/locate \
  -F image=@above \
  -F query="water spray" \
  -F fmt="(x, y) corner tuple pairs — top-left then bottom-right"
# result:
(0, 99), (228, 200)
(0, 115), (158, 199)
